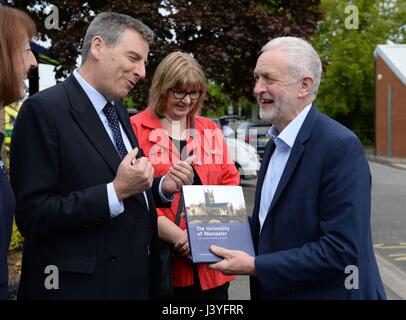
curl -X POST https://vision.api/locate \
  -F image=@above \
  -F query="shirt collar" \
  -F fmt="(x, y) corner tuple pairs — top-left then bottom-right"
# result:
(268, 103), (312, 149)
(73, 69), (110, 114)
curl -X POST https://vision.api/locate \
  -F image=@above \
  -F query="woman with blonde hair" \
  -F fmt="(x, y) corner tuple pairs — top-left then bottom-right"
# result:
(131, 51), (239, 300)
(0, 5), (37, 299)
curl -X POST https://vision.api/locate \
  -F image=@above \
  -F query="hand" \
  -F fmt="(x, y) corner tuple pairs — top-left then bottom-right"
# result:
(208, 245), (256, 276)
(173, 229), (190, 257)
(162, 156), (195, 194)
(113, 148), (154, 200)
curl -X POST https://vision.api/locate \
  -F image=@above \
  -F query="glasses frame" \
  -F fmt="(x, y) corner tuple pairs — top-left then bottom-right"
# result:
(170, 88), (202, 101)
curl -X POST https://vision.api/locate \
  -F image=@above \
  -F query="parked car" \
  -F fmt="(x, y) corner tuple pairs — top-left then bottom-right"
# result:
(212, 118), (260, 180)
(127, 108), (139, 116)
(225, 136), (260, 179)
(237, 122), (272, 160)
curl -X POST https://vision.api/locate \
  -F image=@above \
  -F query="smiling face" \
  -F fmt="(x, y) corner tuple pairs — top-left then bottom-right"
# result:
(253, 48), (300, 129)
(164, 87), (199, 121)
(14, 37), (38, 99)
(91, 28), (149, 101)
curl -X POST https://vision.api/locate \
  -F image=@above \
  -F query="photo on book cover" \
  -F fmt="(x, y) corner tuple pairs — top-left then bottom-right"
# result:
(182, 185), (254, 263)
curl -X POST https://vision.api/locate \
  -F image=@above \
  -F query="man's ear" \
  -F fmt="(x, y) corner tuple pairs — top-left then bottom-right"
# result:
(297, 76), (314, 98)
(89, 36), (104, 61)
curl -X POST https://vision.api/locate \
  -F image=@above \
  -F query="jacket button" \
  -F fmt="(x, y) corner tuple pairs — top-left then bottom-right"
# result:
(109, 255), (117, 262)
(197, 161), (202, 167)
(210, 149), (217, 154)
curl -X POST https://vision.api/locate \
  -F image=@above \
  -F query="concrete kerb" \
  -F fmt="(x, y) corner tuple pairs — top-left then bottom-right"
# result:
(367, 153), (406, 171)
(375, 253), (406, 300)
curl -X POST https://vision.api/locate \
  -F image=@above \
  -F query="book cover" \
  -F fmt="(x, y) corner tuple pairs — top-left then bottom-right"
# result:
(182, 185), (255, 263)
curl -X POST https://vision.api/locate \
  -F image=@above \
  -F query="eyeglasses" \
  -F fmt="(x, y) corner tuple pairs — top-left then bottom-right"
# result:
(170, 89), (202, 101)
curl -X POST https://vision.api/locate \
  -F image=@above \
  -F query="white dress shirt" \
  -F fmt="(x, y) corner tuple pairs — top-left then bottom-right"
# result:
(258, 104), (312, 231)
(73, 69), (171, 217)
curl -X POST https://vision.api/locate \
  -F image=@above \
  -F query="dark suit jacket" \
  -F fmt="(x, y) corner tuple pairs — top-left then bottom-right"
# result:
(0, 132), (15, 300)
(250, 105), (386, 300)
(10, 74), (169, 300)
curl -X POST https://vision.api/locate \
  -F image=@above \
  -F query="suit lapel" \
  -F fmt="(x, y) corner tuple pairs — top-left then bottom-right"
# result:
(267, 143), (304, 213)
(64, 75), (150, 211)
(116, 104), (140, 151)
(116, 103), (150, 211)
(63, 74), (121, 174)
(266, 105), (319, 216)
(251, 139), (275, 247)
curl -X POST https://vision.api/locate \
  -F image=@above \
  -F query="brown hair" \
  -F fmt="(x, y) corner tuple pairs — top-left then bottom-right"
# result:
(0, 5), (36, 107)
(148, 51), (207, 118)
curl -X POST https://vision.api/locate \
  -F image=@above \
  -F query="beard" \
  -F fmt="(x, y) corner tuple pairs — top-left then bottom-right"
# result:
(259, 93), (296, 123)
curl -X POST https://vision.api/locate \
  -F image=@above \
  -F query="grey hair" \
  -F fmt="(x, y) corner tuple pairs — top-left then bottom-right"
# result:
(261, 37), (322, 95)
(81, 12), (154, 65)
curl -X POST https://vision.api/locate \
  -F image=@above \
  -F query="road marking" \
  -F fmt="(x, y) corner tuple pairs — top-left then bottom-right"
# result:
(394, 257), (406, 261)
(387, 254), (406, 261)
(374, 243), (406, 249)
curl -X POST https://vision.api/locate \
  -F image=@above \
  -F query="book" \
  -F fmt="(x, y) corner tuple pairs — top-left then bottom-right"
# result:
(182, 185), (255, 263)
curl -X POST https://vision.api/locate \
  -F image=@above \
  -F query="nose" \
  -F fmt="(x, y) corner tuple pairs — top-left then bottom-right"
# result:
(134, 62), (146, 80)
(29, 50), (38, 69)
(181, 94), (192, 104)
(253, 78), (266, 96)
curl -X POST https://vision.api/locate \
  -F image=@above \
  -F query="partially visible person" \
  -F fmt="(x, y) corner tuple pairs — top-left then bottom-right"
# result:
(0, 5), (37, 300)
(131, 51), (239, 300)
(210, 37), (386, 300)
(10, 12), (193, 300)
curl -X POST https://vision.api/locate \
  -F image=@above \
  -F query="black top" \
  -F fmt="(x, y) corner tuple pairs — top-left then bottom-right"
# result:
(0, 132), (15, 300)
(171, 137), (202, 186)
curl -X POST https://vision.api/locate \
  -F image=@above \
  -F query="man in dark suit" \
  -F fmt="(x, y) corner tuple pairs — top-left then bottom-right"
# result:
(210, 37), (386, 299)
(10, 12), (193, 300)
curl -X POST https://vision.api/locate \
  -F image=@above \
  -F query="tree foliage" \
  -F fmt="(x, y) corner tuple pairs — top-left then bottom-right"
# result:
(312, 0), (405, 144)
(11, 0), (322, 111)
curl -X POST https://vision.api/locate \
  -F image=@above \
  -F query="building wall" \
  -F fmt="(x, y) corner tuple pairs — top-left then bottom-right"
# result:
(375, 56), (406, 158)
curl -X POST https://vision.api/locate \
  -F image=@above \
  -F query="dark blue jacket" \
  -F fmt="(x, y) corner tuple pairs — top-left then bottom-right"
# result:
(250, 105), (386, 299)
(0, 132), (15, 300)
(10, 75), (169, 299)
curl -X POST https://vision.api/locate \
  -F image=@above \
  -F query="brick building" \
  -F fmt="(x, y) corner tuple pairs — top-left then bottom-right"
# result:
(374, 44), (406, 158)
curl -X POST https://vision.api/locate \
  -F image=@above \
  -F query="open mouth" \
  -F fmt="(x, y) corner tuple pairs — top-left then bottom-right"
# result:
(260, 98), (274, 104)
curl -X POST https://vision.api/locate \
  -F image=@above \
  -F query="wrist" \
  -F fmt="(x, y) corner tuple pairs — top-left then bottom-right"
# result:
(161, 176), (173, 197)
(249, 256), (256, 276)
(113, 180), (126, 201)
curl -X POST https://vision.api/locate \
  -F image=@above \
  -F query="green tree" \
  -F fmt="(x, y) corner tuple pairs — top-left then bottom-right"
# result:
(312, 0), (405, 144)
(11, 0), (322, 112)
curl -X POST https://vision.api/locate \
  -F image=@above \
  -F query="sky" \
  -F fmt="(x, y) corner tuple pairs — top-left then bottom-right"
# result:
(183, 185), (246, 210)
(38, 64), (57, 91)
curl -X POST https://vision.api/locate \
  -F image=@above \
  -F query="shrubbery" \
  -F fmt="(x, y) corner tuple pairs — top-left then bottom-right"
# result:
(9, 221), (24, 252)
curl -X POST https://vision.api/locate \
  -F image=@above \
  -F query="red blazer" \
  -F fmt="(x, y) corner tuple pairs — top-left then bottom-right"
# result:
(131, 107), (239, 290)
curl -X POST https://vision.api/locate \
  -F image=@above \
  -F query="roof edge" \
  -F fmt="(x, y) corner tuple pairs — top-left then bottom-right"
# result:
(374, 45), (406, 86)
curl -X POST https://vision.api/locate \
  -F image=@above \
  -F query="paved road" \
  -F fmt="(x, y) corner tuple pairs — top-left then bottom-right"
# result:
(229, 161), (406, 300)
(370, 161), (406, 272)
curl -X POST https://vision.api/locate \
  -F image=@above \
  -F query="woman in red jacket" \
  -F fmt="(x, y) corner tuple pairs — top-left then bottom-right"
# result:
(131, 51), (239, 300)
